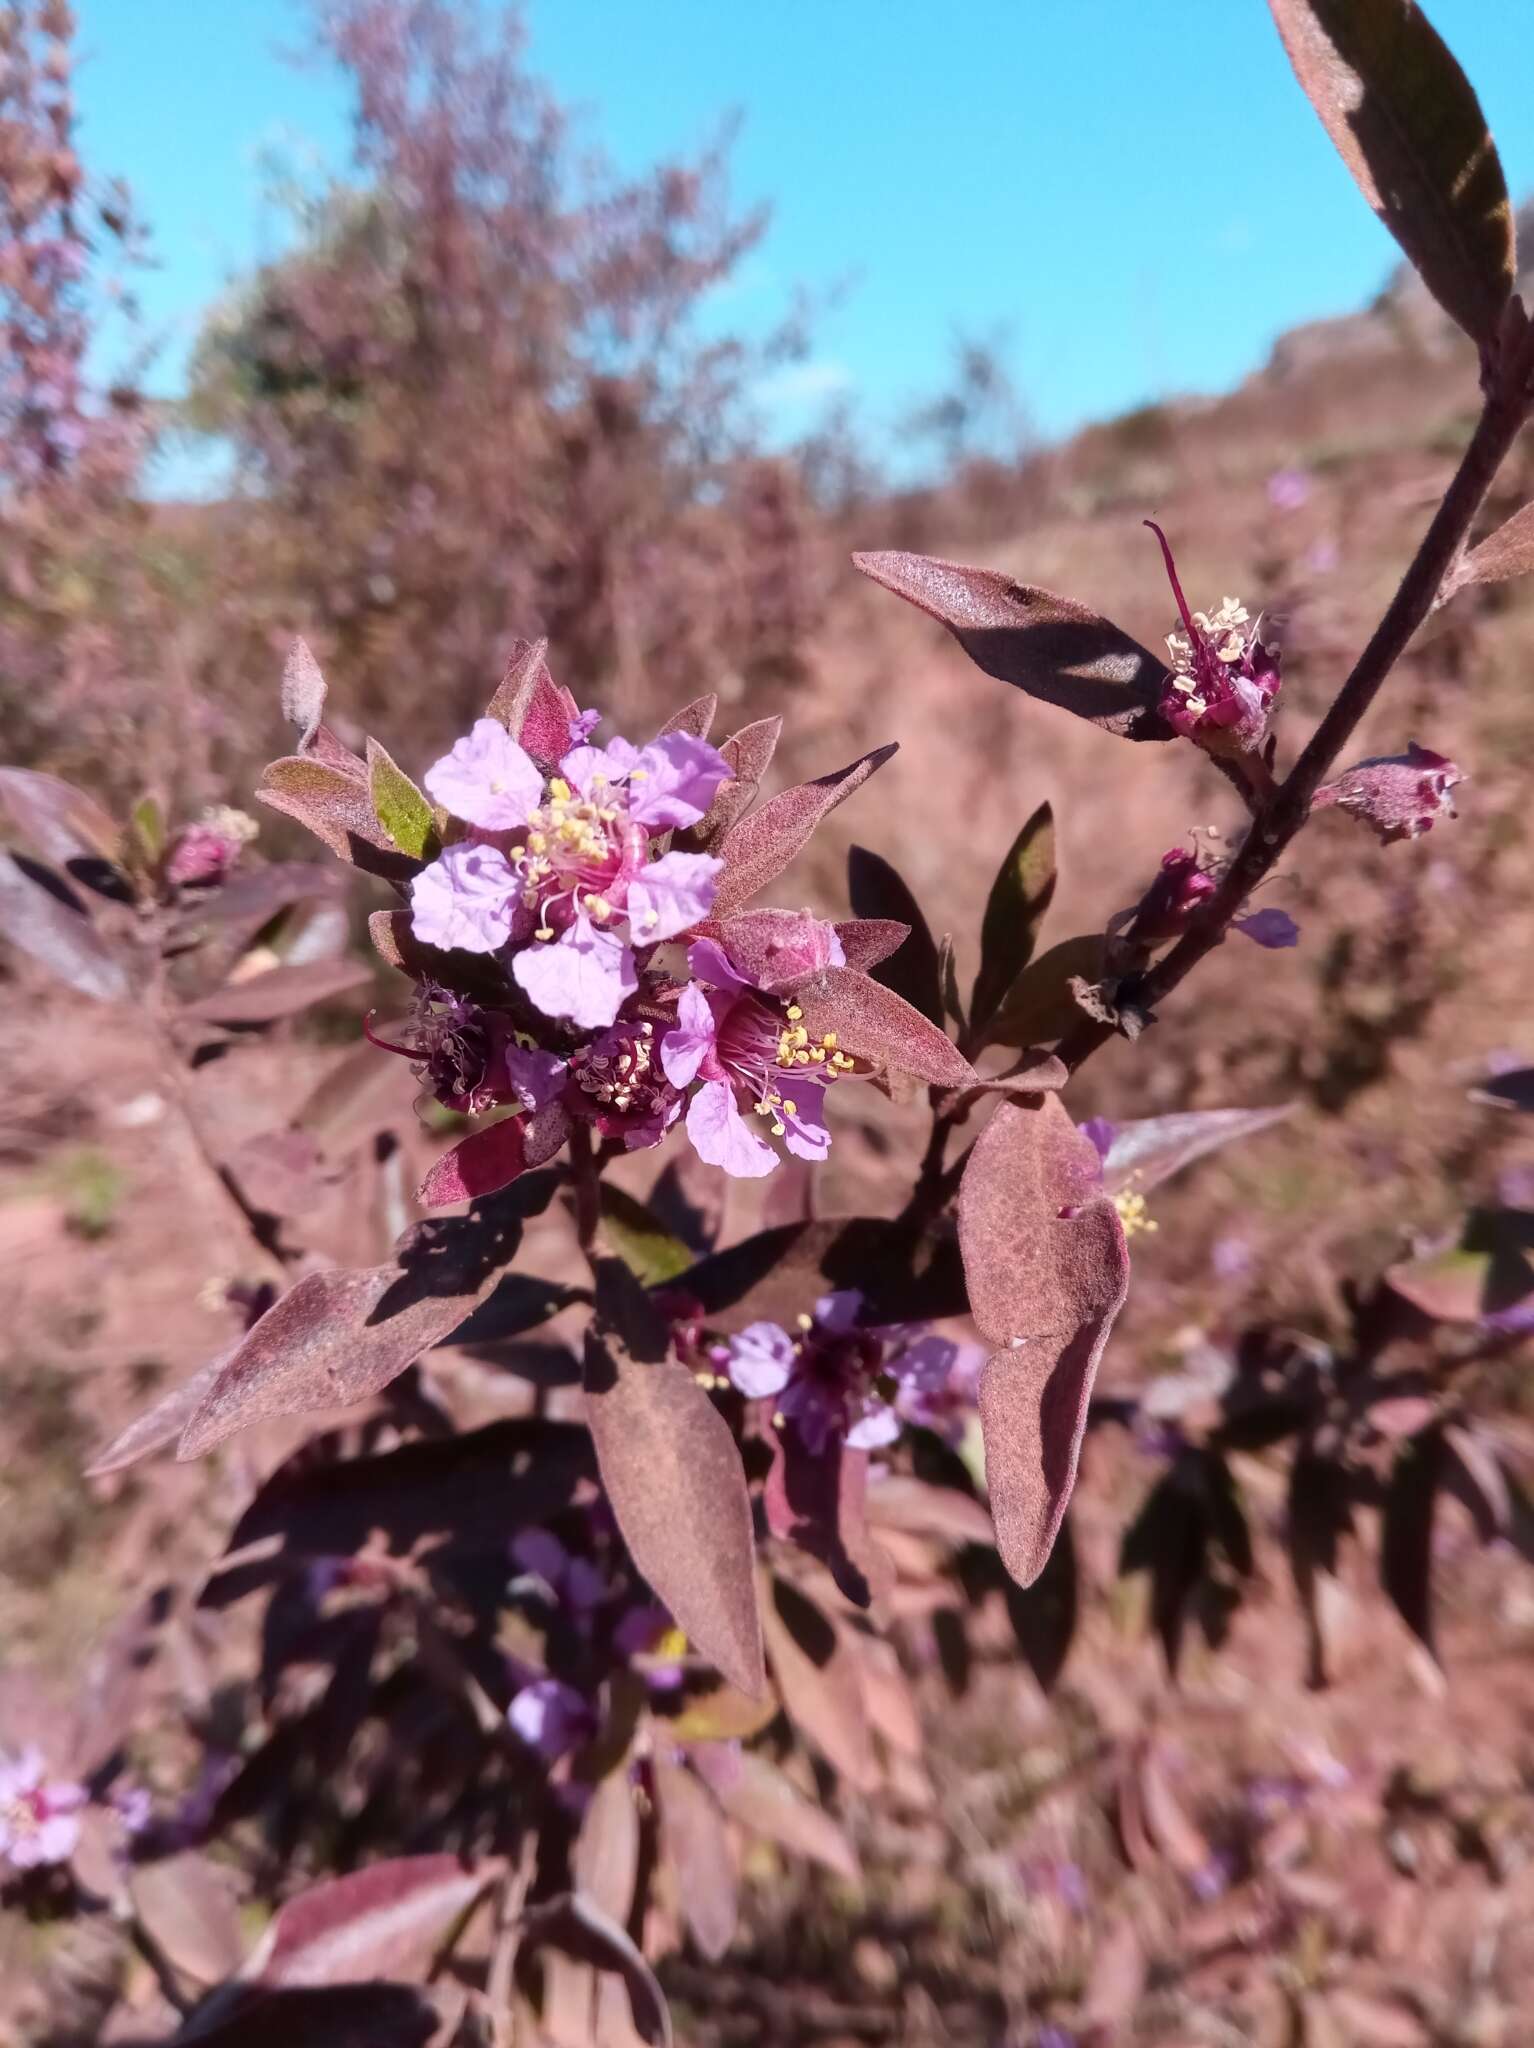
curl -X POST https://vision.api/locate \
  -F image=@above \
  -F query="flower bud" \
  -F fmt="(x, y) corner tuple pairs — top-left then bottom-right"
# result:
(1125, 847), (1219, 944)
(1148, 523), (1281, 761)
(1314, 743), (1463, 845)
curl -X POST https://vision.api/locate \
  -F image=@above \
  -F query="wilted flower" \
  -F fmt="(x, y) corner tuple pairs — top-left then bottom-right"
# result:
(1115, 846), (1299, 951)
(364, 982), (509, 1113)
(164, 805), (259, 888)
(0, 1748), (86, 1871)
(722, 1290), (965, 1454)
(1148, 523), (1281, 760)
(410, 716), (730, 1029)
(661, 933), (857, 1178)
(1314, 742), (1463, 845)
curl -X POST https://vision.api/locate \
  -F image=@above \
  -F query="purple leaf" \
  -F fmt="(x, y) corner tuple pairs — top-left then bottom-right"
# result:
(179, 1185), (551, 1455)
(484, 636), (575, 765)
(1094, 1102), (1295, 1197)
(259, 758), (417, 882)
(1452, 502), (1534, 596)
(583, 1321), (764, 1698)
(847, 845), (943, 1026)
(793, 965), (976, 1089)
(958, 1096), (1130, 1586)
(765, 1431), (893, 1610)
(86, 1347), (239, 1477)
(128, 1852), (245, 1986)
(759, 1577), (878, 1791)
(417, 1108), (567, 1208)
(833, 916), (912, 975)
(1268, 0), (1514, 348)
(281, 638), (329, 752)
(0, 767), (120, 867)
(657, 693), (719, 741)
(680, 714), (783, 849)
(978, 934), (1109, 1051)
(242, 1855), (497, 1987)
(572, 1770), (641, 1926)
(690, 1744), (860, 1881)
(651, 1760), (738, 1961)
(0, 850), (129, 1001)
(180, 958), (372, 1025)
(853, 551), (1173, 739)
(711, 744), (897, 915)
(971, 801), (1056, 1037)
(521, 1894), (672, 2048)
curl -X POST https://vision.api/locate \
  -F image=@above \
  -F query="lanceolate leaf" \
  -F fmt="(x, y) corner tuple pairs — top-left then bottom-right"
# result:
(281, 638), (329, 751)
(485, 637), (576, 764)
(959, 1096), (1131, 1586)
(979, 934), (1108, 1051)
(759, 1576), (878, 1790)
(1381, 1426), (1447, 1658)
(711, 744), (898, 916)
(366, 739), (439, 861)
(852, 551), (1173, 740)
(0, 767), (121, 868)
(597, 1183), (694, 1286)
(520, 1894), (671, 2048)
(1450, 502), (1534, 595)
(651, 1760), (738, 1961)
(1094, 1102), (1295, 1197)
(417, 1108), (567, 1207)
(1268, 0), (1515, 347)
(971, 801), (1056, 1038)
(690, 1744), (860, 1880)
(0, 850), (129, 1001)
(178, 1180), (553, 1455)
(793, 966), (975, 1089)
(583, 1318), (764, 1698)
(86, 1347), (238, 1477)
(765, 1431), (893, 1610)
(241, 1856), (496, 1987)
(847, 845), (943, 1027)
(681, 715), (783, 849)
(658, 693), (718, 741)
(260, 757), (417, 882)
(181, 958), (372, 1025)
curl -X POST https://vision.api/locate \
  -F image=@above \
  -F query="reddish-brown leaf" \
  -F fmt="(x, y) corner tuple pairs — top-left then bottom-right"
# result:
(711, 744), (897, 915)
(180, 1188), (543, 1456)
(485, 637), (577, 765)
(793, 966), (975, 1089)
(759, 1576), (878, 1791)
(281, 638), (329, 752)
(1094, 1102), (1295, 1197)
(417, 1108), (568, 1207)
(583, 1326), (764, 1698)
(853, 551), (1173, 739)
(1451, 501), (1534, 595)
(652, 1759), (737, 1960)
(690, 1744), (859, 1881)
(86, 1347), (239, 1477)
(129, 1851), (245, 1986)
(181, 958), (372, 1025)
(847, 845), (943, 1026)
(242, 1855), (496, 1986)
(959, 1096), (1130, 1586)
(833, 916), (911, 975)
(520, 1894), (671, 2048)
(657, 693), (718, 741)
(765, 1432), (893, 1610)
(260, 758), (416, 880)
(681, 715), (782, 848)
(0, 851), (129, 1001)
(1268, 0), (1514, 347)
(0, 767), (121, 867)
(573, 1771), (641, 1926)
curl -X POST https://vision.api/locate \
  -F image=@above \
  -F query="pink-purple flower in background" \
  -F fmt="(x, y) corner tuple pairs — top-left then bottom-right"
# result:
(0, 1748), (86, 1871)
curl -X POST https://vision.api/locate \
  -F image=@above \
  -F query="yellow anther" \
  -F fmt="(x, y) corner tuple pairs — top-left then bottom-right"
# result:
(822, 1031), (837, 1049)
(785, 1004), (803, 1020)
(535, 925), (554, 941)
(655, 1625), (688, 1660)
(548, 777), (571, 802)
(1113, 1188), (1158, 1238)
(782, 1099), (797, 1116)
(796, 1314), (813, 1332)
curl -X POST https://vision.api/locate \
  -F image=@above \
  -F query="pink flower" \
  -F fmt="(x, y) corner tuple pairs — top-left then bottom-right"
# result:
(722, 1292), (967, 1454)
(566, 1016), (682, 1149)
(165, 806), (258, 888)
(507, 1678), (592, 1762)
(0, 1749), (86, 1871)
(409, 840), (522, 955)
(409, 724), (728, 1028)
(1122, 847), (1219, 944)
(661, 937), (850, 1179)
(1148, 523), (1281, 760)
(1315, 743), (1463, 845)
(1232, 905), (1300, 948)
(423, 718), (544, 831)
(364, 984), (510, 1112)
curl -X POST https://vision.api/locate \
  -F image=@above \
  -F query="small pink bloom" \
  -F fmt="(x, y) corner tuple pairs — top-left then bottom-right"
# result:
(1124, 847), (1220, 944)
(1233, 906), (1300, 948)
(1315, 742), (1463, 845)
(566, 1016), (681, 1148)
(1148, 523), (1281, 760)
(507, 1679), (592, 1762)
(410, 840), (520, 954)
(424, 719), (544, 830)
(727, 1322), (797, 1398)
(0, 1749), (87, 1871)
(686, 1078), (778, 1178)
(620, 732), (732, 829)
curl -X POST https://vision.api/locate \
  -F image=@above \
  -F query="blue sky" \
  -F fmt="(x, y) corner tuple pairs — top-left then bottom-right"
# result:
(74, 1), (1534, 490)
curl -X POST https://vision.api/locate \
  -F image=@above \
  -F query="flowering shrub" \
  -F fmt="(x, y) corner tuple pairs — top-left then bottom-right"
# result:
(5, 2), (1534, 2044)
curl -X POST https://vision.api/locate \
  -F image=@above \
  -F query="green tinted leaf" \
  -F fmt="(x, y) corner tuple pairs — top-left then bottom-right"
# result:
(979, 933), (1107, 1050)
(1269, 0), (1514, 346)
(130, 795), (165, 867)
(366, 739), (438, 861)
(938, 933), (965, 1033)
(598, 1184), (694, 1288)
(970, 801), (1056, 1038)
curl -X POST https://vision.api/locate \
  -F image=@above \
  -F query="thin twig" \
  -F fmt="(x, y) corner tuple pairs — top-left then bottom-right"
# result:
(1058, 360), (1533, 1076)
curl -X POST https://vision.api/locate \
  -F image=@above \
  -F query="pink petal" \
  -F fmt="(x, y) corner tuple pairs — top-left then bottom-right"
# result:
(424, 719), (543, 830)
(686, 1078), (777, 1178)
(626, 733), (732, 829)
(660, 982), (717, 1087)
(560, 737), (639, 794)
(512, 918), (637, 1029)
(627, 851), (722, 944)
(726, 1321), (797, 1399)
(409, 841), (519, 954)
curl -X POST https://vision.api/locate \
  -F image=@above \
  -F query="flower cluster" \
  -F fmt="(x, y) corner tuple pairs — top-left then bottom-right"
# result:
(0, 1748), (86, 1874)
(1148, 522), (1282, 760)
(719, 1290), (981, 1454)
(164, 805), (260, 889)
(411, 716), (730, 1029)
